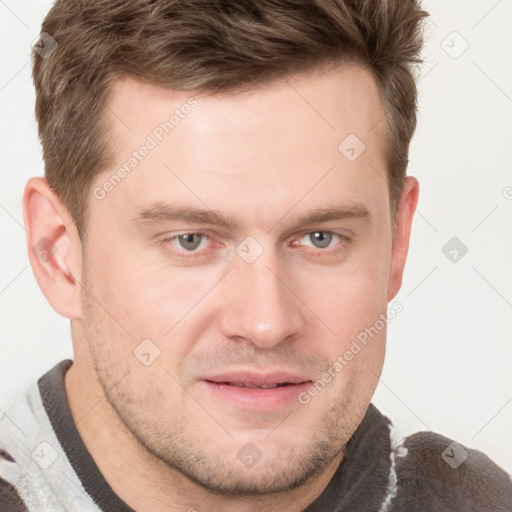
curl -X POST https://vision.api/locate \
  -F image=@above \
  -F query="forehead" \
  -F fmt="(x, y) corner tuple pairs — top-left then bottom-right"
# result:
(93, 64), (389, 228)
(106, 63), (386, 153)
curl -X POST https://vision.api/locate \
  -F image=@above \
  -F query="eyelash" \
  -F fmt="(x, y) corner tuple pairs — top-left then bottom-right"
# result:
(160, 230), (352, 258)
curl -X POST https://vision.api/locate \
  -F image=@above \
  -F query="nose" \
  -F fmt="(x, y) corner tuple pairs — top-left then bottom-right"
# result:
(219, 249), (306, 349)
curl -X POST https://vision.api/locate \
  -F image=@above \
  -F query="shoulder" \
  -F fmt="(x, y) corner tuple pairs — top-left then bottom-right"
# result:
(390, 431), (512, 512)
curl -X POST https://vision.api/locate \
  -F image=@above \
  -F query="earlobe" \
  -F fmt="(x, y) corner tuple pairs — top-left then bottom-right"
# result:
(23, 177), (83, 319)
(387, 176), (419, 302)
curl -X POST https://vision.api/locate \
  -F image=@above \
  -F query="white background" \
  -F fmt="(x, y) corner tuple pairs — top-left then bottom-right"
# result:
(1, 1), (511, 474)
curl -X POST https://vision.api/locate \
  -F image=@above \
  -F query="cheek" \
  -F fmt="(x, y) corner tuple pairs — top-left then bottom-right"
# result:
(90, 249), (218, 360)
(302, 245), (389, 329)
(294, 238), (390, 380)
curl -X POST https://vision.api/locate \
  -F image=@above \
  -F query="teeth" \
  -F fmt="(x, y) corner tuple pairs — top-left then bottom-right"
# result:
(260, 384), (278, 389)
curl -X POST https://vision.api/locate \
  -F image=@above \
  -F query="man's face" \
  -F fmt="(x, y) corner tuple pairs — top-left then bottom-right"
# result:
(80, 64), (394, 495)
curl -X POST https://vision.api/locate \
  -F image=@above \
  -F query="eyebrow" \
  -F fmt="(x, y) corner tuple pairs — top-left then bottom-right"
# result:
(294, 203), (370, 227)
(131, 201), (370, 232)
(132, 203), (242, 231)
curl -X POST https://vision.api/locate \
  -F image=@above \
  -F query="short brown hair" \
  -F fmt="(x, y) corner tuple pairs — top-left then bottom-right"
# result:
(33, 0), (428, 239)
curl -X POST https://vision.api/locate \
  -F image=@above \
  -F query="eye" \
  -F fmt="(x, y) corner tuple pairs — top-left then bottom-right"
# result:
(306, 231), (336, 249)
(294, 231), (349, 250)
(167, 232), (210, 252)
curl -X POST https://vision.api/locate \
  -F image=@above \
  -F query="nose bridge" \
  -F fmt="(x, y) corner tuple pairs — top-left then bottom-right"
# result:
(221, 244), (304, 348)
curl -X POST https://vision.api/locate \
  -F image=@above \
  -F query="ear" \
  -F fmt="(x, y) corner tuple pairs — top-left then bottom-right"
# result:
(22, 177), (83, 319)
(387, 176), (419, 302)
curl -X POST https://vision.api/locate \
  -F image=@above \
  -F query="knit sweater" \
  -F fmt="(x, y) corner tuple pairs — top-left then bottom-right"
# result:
(1, 360), (511, 511)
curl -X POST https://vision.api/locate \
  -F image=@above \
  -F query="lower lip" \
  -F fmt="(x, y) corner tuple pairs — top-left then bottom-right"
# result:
(201, 381), (311, 411)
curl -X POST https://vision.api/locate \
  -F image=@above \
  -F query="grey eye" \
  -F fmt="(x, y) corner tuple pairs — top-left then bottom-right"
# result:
(308, 231), (333, 249)
(177, 233), (204, 251)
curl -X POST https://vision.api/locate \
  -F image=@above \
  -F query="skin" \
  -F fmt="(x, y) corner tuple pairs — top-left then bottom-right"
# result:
(23, 63), (418, 512)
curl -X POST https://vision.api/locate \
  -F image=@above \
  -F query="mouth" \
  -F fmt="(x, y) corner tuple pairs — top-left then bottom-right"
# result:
(205, 381), (302, 389)
(200, 371), (312, 411)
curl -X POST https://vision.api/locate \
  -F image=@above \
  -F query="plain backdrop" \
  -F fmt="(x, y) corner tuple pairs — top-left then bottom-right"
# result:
(1, 0), (511, 475)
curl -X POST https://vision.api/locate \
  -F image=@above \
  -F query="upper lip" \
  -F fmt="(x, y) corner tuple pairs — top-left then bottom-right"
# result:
(202, 370), (312, 387)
